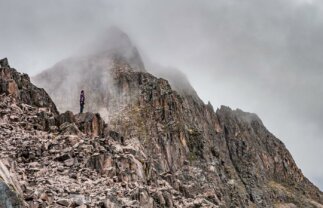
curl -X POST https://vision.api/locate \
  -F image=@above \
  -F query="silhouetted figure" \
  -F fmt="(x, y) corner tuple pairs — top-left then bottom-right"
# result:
(80, 90), (85, 113)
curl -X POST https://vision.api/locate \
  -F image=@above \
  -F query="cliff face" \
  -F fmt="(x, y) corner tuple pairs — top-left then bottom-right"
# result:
(1, 34), (323, 208)
(88, 63), (323, 207)
(0, 58), (58, 115)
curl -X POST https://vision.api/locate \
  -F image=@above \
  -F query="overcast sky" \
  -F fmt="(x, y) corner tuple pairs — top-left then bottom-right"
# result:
(0, 0), (322, 190)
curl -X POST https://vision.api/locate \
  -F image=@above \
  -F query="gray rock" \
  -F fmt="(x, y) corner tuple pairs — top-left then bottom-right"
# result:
(0, 58), (10, 68)
(75, 112), (105, 137)
(56, 199), (69, 206)
(0, 181), (21, 208)
(64, 158), (74, 167)
(0, 64), (58, 115)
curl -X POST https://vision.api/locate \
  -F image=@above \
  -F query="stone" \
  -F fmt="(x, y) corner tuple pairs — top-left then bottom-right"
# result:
(49, 125), (59, 133)
(163, 191), (174, 208)
(0, 58), (10, 68)
(56, 111), (76, 126)
(139, 191), (154, 208)
(70, 194), (86, 206)
(7, 79), (18, 97)
(153, 191), (165, 205)
(0, 181), (21, 208)
(64, 158), (74, 167)
(57, 199), (69, 206)
(60, 122), (82, 135)
(102, 198), (120, 208)
(75, 113), (105, 137)
(39, 193), (49, 201)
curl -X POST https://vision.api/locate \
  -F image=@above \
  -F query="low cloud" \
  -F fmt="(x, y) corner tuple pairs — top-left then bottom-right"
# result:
(0, 0), (322, 189)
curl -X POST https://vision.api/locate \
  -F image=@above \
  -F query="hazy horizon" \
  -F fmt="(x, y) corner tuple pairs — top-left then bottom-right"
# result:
(0, 0), (322, 190)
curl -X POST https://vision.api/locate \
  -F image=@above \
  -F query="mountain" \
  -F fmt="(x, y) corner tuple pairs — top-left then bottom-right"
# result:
(1, 29), (322, 207)
(33, 27), (145, 119)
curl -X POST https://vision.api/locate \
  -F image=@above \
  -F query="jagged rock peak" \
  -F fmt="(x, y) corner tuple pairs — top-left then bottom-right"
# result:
(0, 57), (10, 68)
(0, 58), (58, 115)
(217, 105), (263, 125)
(147, 64), (201, 99)
(85, 26), (145, 72)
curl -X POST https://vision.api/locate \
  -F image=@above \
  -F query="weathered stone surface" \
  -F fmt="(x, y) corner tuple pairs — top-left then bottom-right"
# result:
(75, 112), (105, 137)
(0, 160), (23, 208)
(0, 181), (21, 208)
(0, 57), (10, 68)
(56, 198), (69, 206)
(56, 111), (76, 126)
(59, 122), (82, 136)
(7, 79), (18, 97)
(1, 57), (322, 208)
(0, 63), (58, 115)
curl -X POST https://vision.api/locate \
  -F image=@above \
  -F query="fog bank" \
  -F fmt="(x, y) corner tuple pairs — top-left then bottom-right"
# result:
(0, 0), (322, 189)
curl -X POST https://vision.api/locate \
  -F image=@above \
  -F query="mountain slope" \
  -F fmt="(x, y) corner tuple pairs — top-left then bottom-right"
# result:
(97, 62), (323, 207)
(2, 30), (322, 207)
(31, 30), (323, 208)
(2, 58), (215, 207)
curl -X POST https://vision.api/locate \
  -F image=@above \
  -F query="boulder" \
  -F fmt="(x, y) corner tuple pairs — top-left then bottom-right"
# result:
(0, 181), (21, 208)
(0, 79), (18, 98)
(75, 113), (105, 137)
(102, 198), (121, 208)
(139, 190), (154, 208)
(59, 122), (82, 136)
(56, 111), (76, 126)
(56, 198), (70, 207)
(7, 80), (18, 97)
(0, 58), (10, 68)
(0, 160), (23, 207)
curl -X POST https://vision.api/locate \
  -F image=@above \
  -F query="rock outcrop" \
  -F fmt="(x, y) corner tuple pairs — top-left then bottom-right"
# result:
(2, 43), (323, 208)
(0, 160), (23, 208)
(104, 65), (322, 207)
(0, 58), (58, 115)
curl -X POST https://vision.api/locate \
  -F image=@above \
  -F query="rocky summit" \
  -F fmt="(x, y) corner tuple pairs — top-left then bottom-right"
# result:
(1, 40), (323, 208)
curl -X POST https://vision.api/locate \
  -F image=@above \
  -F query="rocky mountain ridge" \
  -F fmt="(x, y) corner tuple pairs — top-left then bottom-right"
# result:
(1, 53), (323, 208)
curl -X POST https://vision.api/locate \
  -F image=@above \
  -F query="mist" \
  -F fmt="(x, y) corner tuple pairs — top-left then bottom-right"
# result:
(0, 0), (323, 189)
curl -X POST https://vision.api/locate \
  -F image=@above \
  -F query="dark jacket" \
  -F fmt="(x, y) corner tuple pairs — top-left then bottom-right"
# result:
(80, 93), (85, 105)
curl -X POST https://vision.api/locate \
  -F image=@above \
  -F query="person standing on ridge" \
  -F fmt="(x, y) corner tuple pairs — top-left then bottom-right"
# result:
(80, 90), (85, 113)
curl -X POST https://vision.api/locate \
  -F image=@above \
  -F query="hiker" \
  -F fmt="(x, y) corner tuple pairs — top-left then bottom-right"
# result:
(80, 90), (85, 113)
